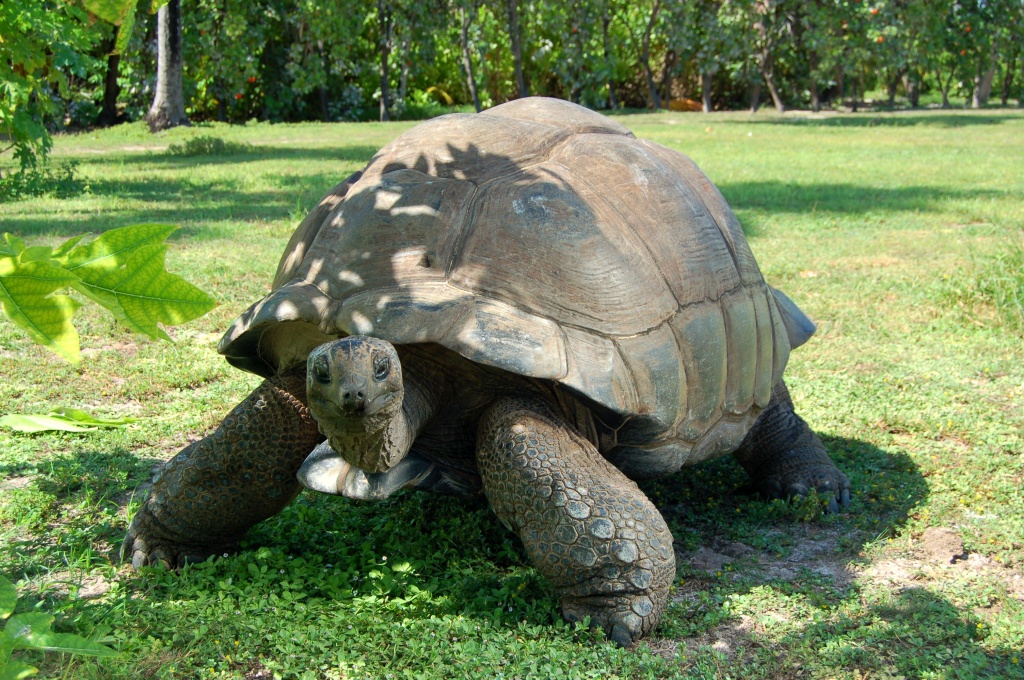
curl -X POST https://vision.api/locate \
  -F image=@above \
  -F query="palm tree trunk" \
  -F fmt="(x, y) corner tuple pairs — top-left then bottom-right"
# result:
(145, 0), (189, 132)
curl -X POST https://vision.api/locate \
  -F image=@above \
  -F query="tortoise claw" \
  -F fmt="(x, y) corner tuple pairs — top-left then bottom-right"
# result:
(121, 505), (235, 570)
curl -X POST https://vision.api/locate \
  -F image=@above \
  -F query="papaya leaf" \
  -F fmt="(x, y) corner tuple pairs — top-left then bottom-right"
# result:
(56, 223), (177, 272)
(4, 614), (55, 649)
(16, 632), (118, 658)
(0, 660), (38, 680)
(0, 409), (140, 433)
(113, 1), (138, 54)
(0, 576), (16, 620)
(72, 246), (215, 340)
(49, 407), (140, 427)
(58, 224), (216, 341)
(5, 613), (117, 657)
(0, 415), (95, 433)
(0, 254), (82, 363)
(80, 0), (135, 26)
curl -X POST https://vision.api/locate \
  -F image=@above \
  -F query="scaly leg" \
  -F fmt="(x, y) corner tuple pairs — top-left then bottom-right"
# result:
(732, 380), (851, 512)
(121, 371), (323, 569)
(477, 396), (675, 647)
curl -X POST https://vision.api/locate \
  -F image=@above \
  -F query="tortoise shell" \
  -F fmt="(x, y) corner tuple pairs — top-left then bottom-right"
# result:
(218, 97), (809, 475)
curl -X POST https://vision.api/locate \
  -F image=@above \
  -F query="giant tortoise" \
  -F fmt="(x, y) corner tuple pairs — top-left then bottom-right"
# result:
(122, 97), (850, 646)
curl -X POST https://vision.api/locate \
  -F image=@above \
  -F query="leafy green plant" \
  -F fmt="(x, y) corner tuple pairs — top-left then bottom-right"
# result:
(1, 574), (117, 679)
(0, 224), (216, 363)
(0, 162), (84, 203)
(165, 135), (254, 157)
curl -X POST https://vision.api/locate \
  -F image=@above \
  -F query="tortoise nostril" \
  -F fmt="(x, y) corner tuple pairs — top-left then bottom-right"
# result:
(356, 391), (364, 399)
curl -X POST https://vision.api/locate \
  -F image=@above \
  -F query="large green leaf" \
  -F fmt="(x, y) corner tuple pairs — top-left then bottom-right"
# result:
(4, 614), (54, 647)
(59, 225), (216, 341)
(0, 254), (82, 363)
(0, 408), (140, 433)
(80, 0), (134, 26)
(0, 577), (16, 620)
(0, 660), (38, 680)
(4, 613), (117, 657)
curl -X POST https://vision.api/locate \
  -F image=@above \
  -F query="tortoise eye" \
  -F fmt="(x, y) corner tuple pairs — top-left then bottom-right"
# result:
(312, 354), (331, 384)
(373, 355), (390, 382)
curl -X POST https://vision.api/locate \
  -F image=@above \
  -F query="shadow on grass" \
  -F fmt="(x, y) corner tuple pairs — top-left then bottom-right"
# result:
(744, 112), (1022, 128)
(3, 171), (344, 238)
(719, 181), (1004, 219)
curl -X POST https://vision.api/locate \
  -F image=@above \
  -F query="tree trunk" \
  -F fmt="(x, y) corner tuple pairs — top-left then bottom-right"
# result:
(398, 34), (410, 104)
(145, 0), (188, 132)
(701, 71), (713, 112)
(904, 71), (920, 108)
(319, 84), (330, 121)
(660, 49), (676, 107)
(887, 72), (899, 108)
(936, 67), (951, 108)
(749, 81), (761, 113)
(641, 0), (662, 109)
(972, 53), (997, 108)
(850, 77), (858, 113)
(319, 47), (330, 121)
(506, 0), (527, 98)
(459, 6), (482, 112)
(96, 37), (121, 127)
(809, 51), (820, 113)
(763, 68), (784, 113)
(378, 0), (392, 121)
(1001, 48), (1017, 106)
(602, 7), (618, 109)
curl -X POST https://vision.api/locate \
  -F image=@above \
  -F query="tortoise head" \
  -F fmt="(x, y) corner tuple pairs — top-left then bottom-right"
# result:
(306, 336), (405, 473)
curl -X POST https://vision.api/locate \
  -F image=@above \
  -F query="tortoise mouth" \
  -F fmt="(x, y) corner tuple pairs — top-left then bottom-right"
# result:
(364, 391), (398, 417)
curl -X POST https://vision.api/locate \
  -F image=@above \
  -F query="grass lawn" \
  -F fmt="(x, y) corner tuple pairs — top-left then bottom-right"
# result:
(1, 108), (1023, 679)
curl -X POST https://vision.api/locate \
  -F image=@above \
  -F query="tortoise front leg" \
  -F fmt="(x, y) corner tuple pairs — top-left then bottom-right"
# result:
(477, 396), (675, 647)
(121, 371), (323, 569)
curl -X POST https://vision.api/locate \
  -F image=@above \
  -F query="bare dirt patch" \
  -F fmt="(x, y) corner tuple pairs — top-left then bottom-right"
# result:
(0, 476), (34, 492)
(680, 614), (760, 661)
(919, 526), (967, 564)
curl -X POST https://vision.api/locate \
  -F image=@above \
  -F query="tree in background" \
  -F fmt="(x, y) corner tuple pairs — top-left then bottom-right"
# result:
(0, 1), (102, 171)
(146, 0), (189, 130)
(4, 0), (1024, 178)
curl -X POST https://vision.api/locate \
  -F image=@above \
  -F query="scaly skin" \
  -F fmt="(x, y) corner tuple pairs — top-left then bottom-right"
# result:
(121, 371), (323, 569)
(732, 380), (851, 512)
(477, 396), (675, 647)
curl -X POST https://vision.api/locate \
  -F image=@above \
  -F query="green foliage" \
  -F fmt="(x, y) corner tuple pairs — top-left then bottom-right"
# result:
(0, 225), (216, 363)
(165, 135), (254, 156)
(0, 162), (84, 203)
(0, 1), (103, 171)
(0, 574), (117, 679)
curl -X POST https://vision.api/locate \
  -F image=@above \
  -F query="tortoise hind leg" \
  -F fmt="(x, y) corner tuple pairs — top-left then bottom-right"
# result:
(477, 396), (675, 647)
(732, 380), (851, 513)
(121, 371), (323, 569)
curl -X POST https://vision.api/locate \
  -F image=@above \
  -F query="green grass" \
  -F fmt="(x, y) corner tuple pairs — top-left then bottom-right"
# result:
(2, 108), (1023, 678)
